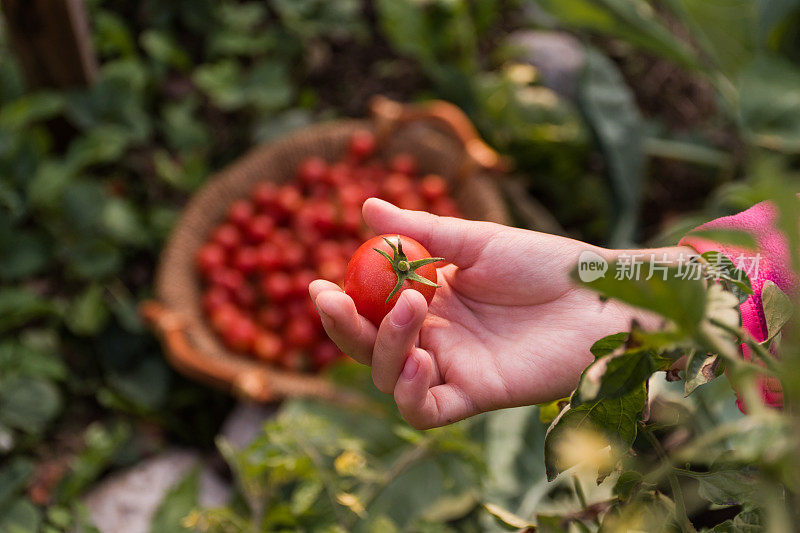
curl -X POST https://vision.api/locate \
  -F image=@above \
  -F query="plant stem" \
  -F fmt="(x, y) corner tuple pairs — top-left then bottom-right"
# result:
(643, 429), (693, 533)
(708, 318), (782, 375)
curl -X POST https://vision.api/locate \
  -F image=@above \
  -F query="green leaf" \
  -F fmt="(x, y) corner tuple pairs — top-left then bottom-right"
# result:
(684, 351), (722, 396)
(712, 509), (764, 532)
(0, 231), (51, 280)
(761, 280), (792, 342)
(678, 469), (757, 506)
(64, 239), (123, 280)
(140, 30), (191, 71)
(375, 0), (436, 67)
(0, 288), (59, 333)
(151, 468), (200, 533)
(738, 56), (800, 150)
(0, 376), (61, 434)
(578, 48), (645, 246)
(577, 263), (707, 333)
(0, 498), (41, 533)
(101, 197), (149, 247)
(590, 332), (628, 357)
(700, 283), (741, 360)
(55, 422), (131, 502)
(613, 470), (643, 500)
(291, 480), (323, 515)
(536, 0), (700, 69)
(671, 0), (756, 77)
(700, 251), (753, 303)
(686, 228), (757, 250)
(544, 386), (646, 480)
(572, 349), (656, 406)
(0, 92), (63, 129)
(66, 283), (110, 336)
(0, 458), (34, 509)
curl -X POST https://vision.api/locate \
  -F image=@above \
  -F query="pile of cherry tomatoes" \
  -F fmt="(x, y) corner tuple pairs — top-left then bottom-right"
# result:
(196, 130), (460, 372)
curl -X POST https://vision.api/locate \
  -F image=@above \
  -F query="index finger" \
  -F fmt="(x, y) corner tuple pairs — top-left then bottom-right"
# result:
(362, 198), (501, 269)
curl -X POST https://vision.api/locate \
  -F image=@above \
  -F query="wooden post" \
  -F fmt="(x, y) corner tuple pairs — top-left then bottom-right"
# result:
(1, 0), (98, 89)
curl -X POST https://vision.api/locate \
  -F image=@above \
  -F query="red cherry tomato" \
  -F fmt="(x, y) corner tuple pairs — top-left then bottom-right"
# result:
(233, 283), (257, 308)
(297, 157), (328, 185)
(212, 224), (241, 251)
(223, 317), (257, 353)
(254, 331), (282, 362)
(381, 173), (413, 202)
(246, 215), (275, 243)
(389, 153), (418, 176)
(348, 130), (376, 161)
(210, 303), (240, 334)
(228, 200), (254, 228)
(197, 243), (226, 274)
(286, 316), (317, 349)
(292, 269), (318, 297)
(344, 234), (441, 325)
(257, 307), (285, 329)
(209, 268), (245, 293)
(261, 272), (293, 302)
(252, 182), (276, 211)
(202, 285), (230, 314)
(232, 247), (259, 275)
(275, 186), (303, 220)
(256, 244), (283, 272)
(419, 174), (448, 202)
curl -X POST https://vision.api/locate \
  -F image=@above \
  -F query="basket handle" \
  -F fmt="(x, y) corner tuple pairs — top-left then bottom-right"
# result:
(370, 95), (511, 182)
(140, 300), (365, 408)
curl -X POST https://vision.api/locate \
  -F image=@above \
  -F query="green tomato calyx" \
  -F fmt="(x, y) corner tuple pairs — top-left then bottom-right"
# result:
(373, 236), (442, 303)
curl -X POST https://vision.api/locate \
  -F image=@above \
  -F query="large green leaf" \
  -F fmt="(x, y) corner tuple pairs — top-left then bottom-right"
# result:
(544, 385), (646, 480)
(578, 48), (644, 246)
(738, 56), (800, 150)
(0, 498), (41, 533)
(536, 0), (700, 69)
(684, 351), (722, 396)
(678, 469), (757, 506)
(151, 468), (200, 533)
(590, 332), (628, 357)
(572, 349), (657, 406)
(761, 280), (793, 342)
(66, 283), (111, 336)
(0, 458), (34, 510)
(0, 288), (59, 333)
(670, 0), (757, 77)
(0, 231), (51, 280)
(0, 376), (61, 434)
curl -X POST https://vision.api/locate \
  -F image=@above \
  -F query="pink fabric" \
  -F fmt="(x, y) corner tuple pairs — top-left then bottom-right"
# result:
(679, 202), (796, 410)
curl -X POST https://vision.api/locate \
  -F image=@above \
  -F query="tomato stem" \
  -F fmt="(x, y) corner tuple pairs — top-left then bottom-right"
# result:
(374, 236), (443, 303)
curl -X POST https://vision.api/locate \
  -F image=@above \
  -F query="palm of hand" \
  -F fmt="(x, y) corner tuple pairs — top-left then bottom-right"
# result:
(418, 236), (629, 416)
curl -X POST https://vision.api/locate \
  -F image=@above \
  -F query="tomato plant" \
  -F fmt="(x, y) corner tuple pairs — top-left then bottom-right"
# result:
(344, 235), (442, 325)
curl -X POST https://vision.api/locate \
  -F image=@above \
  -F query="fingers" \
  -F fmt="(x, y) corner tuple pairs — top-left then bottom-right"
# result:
(371, 289), (428, 393)
(394, 349), (477, 430)
(362, 197), (499, 269)
(309, 280), (376, 365)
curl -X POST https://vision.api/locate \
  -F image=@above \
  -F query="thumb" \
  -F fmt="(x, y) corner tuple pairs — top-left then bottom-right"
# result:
(362, 197), (500, 269)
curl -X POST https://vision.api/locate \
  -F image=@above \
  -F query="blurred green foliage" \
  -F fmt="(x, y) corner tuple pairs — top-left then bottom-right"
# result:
(1, 0), (800, 530)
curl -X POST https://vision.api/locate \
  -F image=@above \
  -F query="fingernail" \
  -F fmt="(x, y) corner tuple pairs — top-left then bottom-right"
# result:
(401, 355), (419, 380)
(390, 294), (414, 327)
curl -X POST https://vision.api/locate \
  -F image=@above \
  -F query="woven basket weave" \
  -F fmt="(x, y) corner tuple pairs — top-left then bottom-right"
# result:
(141, 97), (511, 405)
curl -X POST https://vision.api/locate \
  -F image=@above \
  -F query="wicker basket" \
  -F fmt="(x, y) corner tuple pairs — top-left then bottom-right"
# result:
(141, 96), (511, 404)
